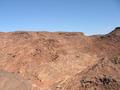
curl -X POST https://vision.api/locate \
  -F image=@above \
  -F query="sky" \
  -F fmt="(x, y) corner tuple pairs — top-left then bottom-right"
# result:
(0, 0), (120, 35)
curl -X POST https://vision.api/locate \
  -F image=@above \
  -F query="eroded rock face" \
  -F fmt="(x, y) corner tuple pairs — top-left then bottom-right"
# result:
(56, 57), (120, 90)
(0, 28), (120, 90)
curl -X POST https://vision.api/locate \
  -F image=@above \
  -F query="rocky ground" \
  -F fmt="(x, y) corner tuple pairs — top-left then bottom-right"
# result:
(0, 27), (119, 90)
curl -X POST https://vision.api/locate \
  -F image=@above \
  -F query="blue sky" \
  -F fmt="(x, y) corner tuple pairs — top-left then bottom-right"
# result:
(0, 0), (120, 35)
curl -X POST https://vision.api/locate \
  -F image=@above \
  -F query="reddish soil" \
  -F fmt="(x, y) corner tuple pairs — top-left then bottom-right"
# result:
(0, 27), (119, 90)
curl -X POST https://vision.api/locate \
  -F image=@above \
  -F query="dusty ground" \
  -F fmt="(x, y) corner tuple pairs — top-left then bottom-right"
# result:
(0, 27), (119, 90)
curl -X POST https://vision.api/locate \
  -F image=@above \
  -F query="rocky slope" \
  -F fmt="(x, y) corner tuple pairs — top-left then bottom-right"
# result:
(0, 27), (119, 90)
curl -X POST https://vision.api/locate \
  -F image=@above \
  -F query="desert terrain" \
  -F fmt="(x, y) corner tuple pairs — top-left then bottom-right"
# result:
(0, 27), (120, 90)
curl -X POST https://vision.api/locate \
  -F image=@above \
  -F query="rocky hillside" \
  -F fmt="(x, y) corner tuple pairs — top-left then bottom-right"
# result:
(0, 27), (119, 90)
